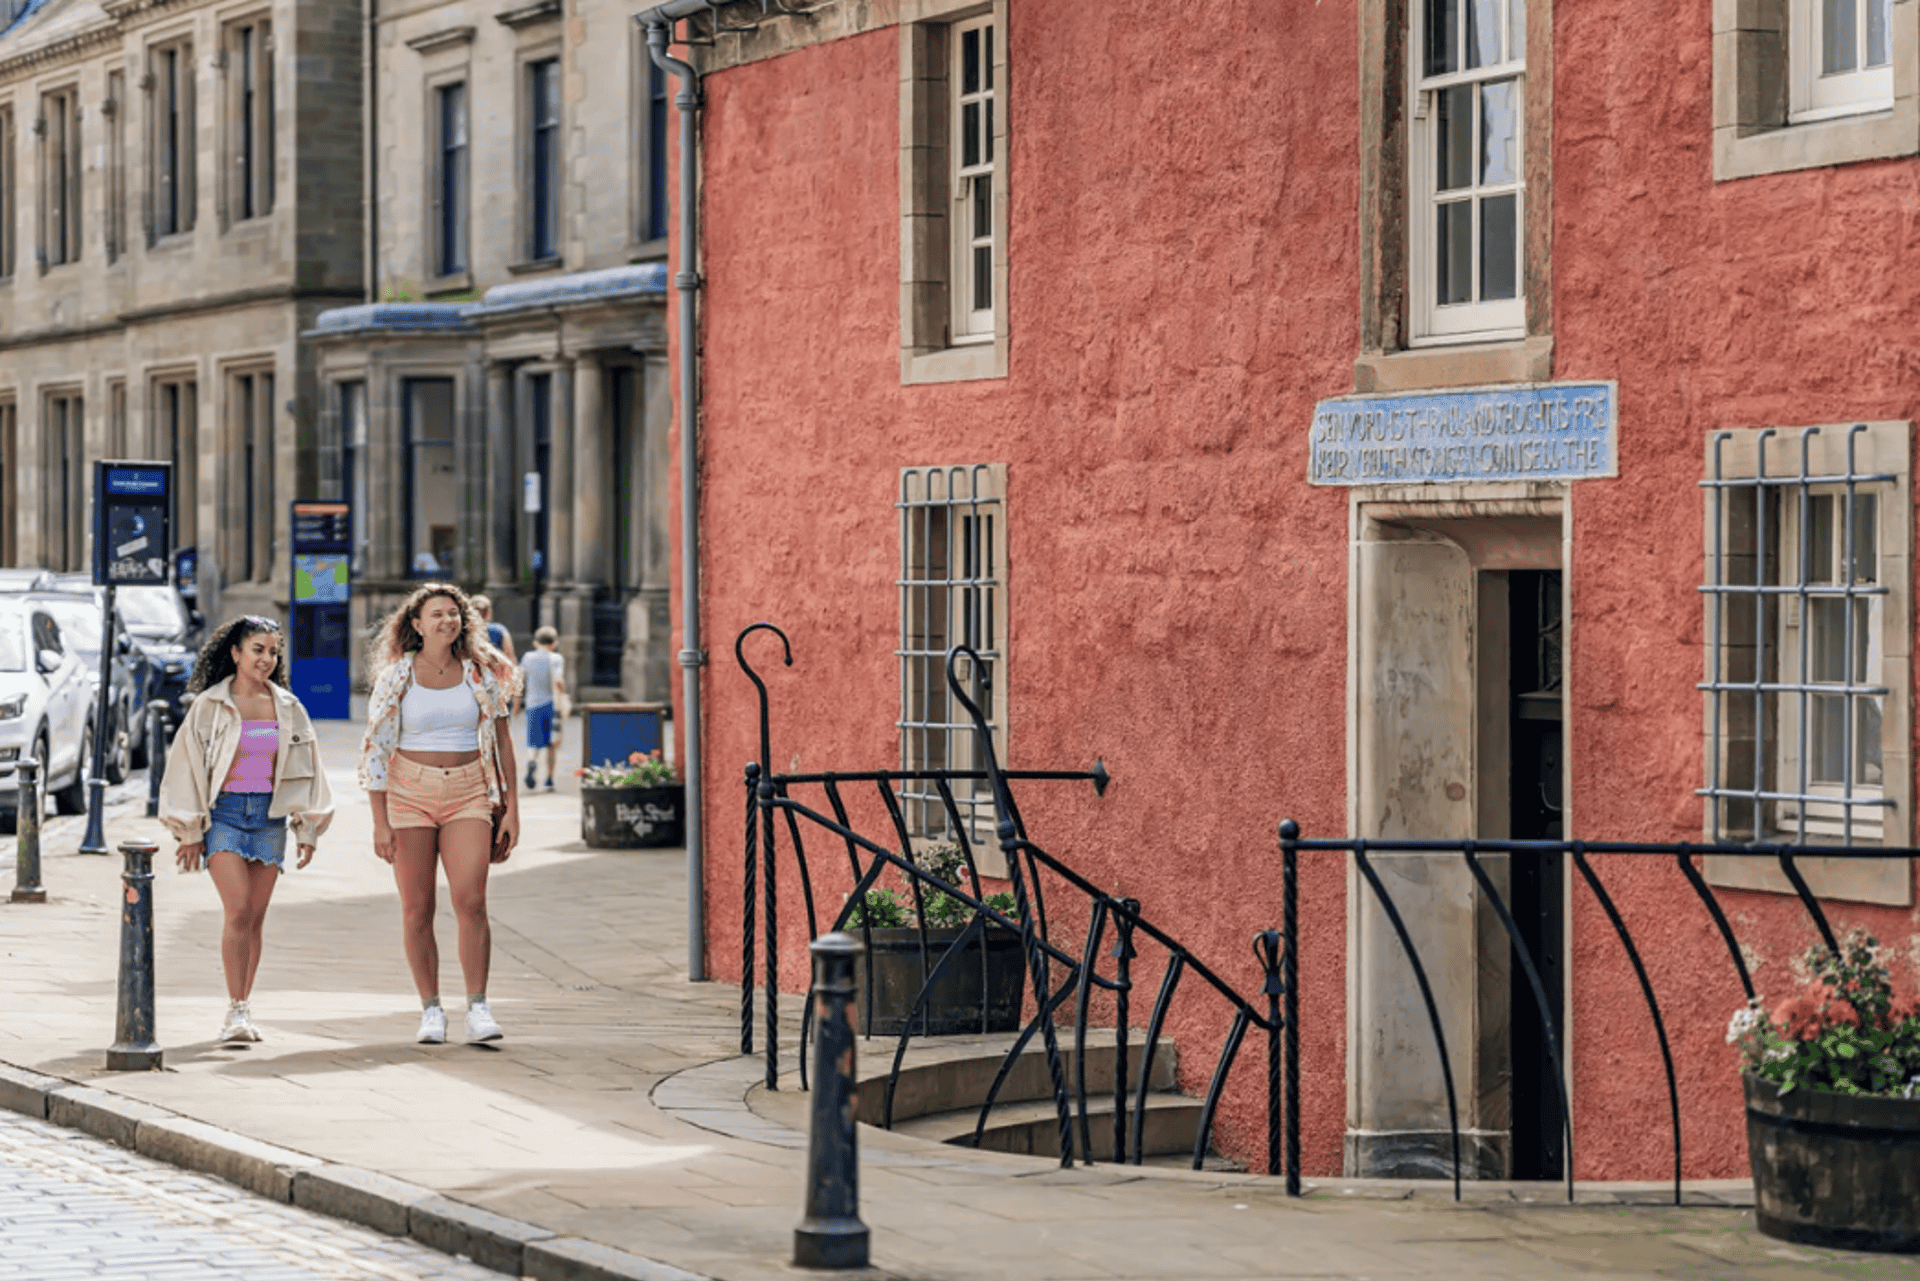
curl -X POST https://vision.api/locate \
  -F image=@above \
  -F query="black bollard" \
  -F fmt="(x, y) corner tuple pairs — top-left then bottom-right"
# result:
(105, 841), (162, 1071)
(11, 759), (44, 903)
(144, 701), (167, 819)
(793, 932), (870, 1270)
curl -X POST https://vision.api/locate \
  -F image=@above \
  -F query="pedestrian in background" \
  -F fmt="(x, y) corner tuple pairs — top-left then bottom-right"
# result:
(473, 594), (516, 663)
(519, 626), (567, 791)
(159, 615), (334, 1044)
(358, 584), (521, 1045)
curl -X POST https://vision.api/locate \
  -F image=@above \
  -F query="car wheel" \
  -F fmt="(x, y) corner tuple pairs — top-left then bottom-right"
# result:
(53, 722), (91, 815)
(104, 705), (132, 785)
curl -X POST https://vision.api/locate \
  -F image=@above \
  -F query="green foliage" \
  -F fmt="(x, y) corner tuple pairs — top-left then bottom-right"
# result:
(842, 844), (1021, 931)
(844, 887), (910, 929)
(1728, 928), (1920, 1099)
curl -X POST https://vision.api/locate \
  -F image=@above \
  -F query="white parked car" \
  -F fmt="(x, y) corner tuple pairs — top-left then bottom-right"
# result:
(0, 598), (95, 833)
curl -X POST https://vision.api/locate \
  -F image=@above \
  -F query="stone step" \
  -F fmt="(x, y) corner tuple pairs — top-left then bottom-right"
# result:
(887, 1091), (1208, 1161)
(852, 1029), (1179, 1124)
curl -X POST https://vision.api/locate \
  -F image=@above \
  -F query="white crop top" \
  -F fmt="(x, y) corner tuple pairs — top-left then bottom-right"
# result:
(398, 680), (480, 752)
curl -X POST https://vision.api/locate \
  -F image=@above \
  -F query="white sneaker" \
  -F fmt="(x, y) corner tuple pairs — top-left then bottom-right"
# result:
(219, 1001), (261, 1044)
(417, 1005), (447, 1044)
(465, 1000), (503, 1043)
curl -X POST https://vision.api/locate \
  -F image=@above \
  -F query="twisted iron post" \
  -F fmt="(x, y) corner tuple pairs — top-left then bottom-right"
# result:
(742, 765), (759, 1056)
(1255, 928), (1284, 1179)
(735, 624), (791, 1089)
(1111, 900), (1138, 1164)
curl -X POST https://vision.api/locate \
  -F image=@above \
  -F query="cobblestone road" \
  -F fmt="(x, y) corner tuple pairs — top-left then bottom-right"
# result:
(0, 1111), (502, 1281)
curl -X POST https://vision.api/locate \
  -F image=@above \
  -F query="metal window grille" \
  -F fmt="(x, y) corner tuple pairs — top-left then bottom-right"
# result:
(898, 465), (1003, 842)
(1700, 424), (1893, 843)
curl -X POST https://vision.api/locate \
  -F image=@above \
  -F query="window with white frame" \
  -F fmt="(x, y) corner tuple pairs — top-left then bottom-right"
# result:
(1712, 0), (1915, 181)
(149, 39), (196, 238)
(899, 465), (1007, 845)
(1410, 0), (1524, 344)
(1792, 0), (1893, 122)
(1700, 423), (1912, 850)
(900, 1), (1008, 384)
(40, 86), (80, 267)
(951, 15), (995, 343)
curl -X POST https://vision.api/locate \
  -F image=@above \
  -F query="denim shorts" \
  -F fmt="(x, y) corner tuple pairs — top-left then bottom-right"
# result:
(526, 702), (555, 750)
(204, 792), (288, 871)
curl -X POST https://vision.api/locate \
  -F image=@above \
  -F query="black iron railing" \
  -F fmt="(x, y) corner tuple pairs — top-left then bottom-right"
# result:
(736, 623), (1300, 1185)
(1280, 820), (1916, 1203)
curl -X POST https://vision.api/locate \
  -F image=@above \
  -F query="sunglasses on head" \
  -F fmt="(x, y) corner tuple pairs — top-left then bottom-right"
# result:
(242, 615), (281, 632)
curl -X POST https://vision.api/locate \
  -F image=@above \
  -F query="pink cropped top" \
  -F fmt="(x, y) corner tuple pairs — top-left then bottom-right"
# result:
(223, 720), (279, 794)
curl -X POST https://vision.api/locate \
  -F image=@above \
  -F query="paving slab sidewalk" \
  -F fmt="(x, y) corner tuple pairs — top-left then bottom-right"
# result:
(0, 718), (1898, 1281)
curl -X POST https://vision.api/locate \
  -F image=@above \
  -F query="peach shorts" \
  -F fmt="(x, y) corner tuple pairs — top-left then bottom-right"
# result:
(386, 756), (493, 829)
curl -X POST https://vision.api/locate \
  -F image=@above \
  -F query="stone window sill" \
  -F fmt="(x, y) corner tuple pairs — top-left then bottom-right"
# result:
(1714, 98), (1920, 181)
(508, 256), (563, 276)
(903, 341), (1004, 386)
(1354, 336), (1554, 393)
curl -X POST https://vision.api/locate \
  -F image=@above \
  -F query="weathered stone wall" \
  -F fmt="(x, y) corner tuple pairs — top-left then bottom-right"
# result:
(0, 0), (362, 626)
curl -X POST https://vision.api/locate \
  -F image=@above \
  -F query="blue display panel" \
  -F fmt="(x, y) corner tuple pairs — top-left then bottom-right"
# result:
(290, 502), (352, 720)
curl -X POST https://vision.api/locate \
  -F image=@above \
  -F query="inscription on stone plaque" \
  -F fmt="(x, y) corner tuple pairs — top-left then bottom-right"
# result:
(1308, 382), (1617, 486)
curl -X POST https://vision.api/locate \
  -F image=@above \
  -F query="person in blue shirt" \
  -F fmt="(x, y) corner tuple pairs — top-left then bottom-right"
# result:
(519, 627), (567, 790)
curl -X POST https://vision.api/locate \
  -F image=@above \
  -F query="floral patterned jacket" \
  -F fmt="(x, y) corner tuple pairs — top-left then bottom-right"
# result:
(357, 655), (518, 804)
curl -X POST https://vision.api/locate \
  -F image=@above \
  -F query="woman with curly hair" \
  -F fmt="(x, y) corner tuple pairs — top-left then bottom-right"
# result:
(158, 615), (334, 1043)
(358, 583), (522, 1045)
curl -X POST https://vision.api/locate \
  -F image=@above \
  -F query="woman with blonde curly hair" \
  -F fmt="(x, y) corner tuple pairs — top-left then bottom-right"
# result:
(358, 583), (522, 1044)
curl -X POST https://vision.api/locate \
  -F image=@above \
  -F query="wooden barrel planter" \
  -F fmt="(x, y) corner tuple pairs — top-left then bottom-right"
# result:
(1746, 1074), (1920, 1253)
(857, 925), (1026, 1036)
(580, 785), (686, 849)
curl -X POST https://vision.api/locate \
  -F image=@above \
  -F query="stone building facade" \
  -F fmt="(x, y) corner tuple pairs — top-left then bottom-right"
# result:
(308, 0), (673, 700)
(0, 0), (362, 623)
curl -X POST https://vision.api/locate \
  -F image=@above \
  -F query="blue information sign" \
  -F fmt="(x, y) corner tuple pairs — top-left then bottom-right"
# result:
(93, 461), (173, 586)
(1308, 382), (1617, 486)
(290, 501), (352, 720)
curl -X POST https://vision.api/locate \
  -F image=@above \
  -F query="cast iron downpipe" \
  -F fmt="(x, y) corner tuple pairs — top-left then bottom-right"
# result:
(642, 3), (715, 982)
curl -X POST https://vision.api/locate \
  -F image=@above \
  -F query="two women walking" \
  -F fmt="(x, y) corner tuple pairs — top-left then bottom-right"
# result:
(159, 584), (524, 1046)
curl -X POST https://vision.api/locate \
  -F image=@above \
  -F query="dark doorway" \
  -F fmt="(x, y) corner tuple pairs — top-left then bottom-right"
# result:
(1507, 568), (1564, 1181)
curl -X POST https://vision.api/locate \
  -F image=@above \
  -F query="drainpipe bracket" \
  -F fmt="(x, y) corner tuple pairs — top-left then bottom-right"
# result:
(678, 648), (708, 668)
(675, 271), (704, 291)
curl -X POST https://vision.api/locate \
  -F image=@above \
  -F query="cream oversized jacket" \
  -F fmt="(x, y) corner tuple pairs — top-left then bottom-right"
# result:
(158, 677), (335, 847)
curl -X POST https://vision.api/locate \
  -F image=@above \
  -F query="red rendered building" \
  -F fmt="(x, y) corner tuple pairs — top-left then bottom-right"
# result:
(650, 0), (1920, 1182)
